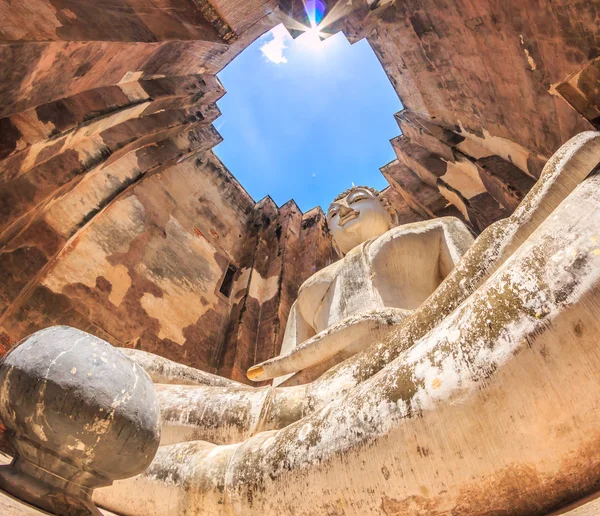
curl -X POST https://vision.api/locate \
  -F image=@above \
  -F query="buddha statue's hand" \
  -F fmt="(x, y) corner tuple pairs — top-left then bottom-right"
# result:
(247, 307), (412, 382)
(120, 348), (242, 387)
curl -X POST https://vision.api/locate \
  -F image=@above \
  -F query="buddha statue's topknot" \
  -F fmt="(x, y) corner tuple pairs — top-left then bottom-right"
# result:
(331, 185), (397, 220)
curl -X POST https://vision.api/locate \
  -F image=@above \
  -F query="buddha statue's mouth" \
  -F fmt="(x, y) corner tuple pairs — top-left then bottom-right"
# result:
(339, 211), (359, 226)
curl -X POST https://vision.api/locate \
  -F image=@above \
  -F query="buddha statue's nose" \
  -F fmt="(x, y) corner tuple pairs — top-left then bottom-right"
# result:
(339, 205), (354, 217)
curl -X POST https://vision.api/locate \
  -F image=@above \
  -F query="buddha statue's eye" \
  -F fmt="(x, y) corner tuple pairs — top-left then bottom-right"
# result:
(327, 205), (340, 218)
(348, 191), (369, 204)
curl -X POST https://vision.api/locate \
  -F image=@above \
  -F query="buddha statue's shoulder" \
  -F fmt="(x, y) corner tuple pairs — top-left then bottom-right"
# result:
(297, 259), (343, 306)
(366, 217), (470, 259)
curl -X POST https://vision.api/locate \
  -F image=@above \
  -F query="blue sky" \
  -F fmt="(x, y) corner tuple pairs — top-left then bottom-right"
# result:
(214, 25), (403, 212)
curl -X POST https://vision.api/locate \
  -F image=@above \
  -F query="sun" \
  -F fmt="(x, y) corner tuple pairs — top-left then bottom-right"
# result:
(296, 24), (328, 51)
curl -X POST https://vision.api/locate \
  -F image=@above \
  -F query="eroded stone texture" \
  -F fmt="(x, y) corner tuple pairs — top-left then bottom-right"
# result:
(365, 1), (597, 156)
(0, 1), (599, 513)
(0, 153), (257, 372)
(557, 57), (600, 130)
(0, 472), (121, 516)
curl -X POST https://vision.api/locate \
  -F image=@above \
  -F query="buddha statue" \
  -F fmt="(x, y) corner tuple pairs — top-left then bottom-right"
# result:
(246, 185), (474, 385)
(84, 132), (600, 515)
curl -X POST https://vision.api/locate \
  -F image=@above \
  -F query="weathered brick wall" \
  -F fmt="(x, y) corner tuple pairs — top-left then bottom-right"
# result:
(0, 0), (282, 376)
(218, 200), (338, 384)
(0, 152), (258, 372)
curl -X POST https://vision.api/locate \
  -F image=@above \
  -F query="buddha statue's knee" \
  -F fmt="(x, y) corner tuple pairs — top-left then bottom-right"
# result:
(0, 326), (161, 516)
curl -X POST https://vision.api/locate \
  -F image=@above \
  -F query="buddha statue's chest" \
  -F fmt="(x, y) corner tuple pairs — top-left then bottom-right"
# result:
(302, 243), (385, 332)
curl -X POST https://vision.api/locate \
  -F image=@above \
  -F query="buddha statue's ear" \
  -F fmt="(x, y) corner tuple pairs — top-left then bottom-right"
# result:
(325, 210), (345, 257)
(376, 192), (398, 228)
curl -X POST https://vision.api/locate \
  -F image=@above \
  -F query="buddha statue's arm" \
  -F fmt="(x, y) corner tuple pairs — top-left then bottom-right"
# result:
(276, 301), (317, 362)
(119, 348), (244, 387)
(245, 300), (319, 383)
(247, 308), (411, 382)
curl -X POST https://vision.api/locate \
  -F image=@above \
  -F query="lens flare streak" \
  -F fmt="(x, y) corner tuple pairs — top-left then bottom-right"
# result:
(276, 0), (362, 45)
(303, 0), (327, 28)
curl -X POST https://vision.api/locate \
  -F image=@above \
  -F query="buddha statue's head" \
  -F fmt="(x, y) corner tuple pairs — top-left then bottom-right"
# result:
(327, 186), (397, 256)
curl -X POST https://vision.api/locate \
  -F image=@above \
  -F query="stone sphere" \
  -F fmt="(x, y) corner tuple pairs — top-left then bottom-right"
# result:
(0, 326), (161, 485)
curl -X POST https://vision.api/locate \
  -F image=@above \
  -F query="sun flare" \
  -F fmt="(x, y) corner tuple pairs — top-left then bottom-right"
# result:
(297, 25), (327, 50)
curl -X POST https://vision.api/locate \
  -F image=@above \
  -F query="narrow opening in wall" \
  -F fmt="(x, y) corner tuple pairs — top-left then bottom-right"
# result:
(219, 264), (237, 298)
(214, 23), (403, 212)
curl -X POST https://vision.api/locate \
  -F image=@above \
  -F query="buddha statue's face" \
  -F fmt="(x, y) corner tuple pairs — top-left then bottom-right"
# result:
(327, 187), (393, 255)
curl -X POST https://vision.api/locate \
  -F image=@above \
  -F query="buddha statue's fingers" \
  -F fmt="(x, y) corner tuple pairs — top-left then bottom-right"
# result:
(247, 308), (411, 382)
(94, 439), (240, 516)
(119, 348), (243, 387)
(156, 383), (307, 446)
